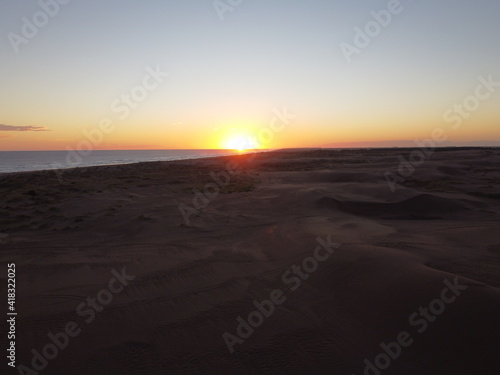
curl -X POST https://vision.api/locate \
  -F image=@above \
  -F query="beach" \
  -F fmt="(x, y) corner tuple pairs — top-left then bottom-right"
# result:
(1, 148), (500, 374)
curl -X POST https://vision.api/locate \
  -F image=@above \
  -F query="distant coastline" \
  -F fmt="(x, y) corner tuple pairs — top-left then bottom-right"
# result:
(1, 147), (498, 175)
(0, 149), (247, 174)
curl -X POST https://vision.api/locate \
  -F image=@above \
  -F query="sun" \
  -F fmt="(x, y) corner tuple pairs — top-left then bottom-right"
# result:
(223, 134), (258, 152)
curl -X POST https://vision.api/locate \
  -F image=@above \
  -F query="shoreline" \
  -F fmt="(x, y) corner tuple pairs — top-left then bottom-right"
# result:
(0, 149), (266, 177)
(1, 146), (498, 177)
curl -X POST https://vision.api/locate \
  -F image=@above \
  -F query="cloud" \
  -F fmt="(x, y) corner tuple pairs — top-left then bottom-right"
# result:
(0, 124), (50, 132)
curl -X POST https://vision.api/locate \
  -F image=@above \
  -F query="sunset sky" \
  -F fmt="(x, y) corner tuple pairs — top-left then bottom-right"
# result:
(1, 0), (499, 151)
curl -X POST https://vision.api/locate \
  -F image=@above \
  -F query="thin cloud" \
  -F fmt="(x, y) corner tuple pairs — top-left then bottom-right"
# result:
(0, 124), (50, 132)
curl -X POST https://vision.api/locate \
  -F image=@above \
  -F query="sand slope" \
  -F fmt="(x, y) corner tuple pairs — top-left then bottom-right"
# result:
(1, 148), (499, 374)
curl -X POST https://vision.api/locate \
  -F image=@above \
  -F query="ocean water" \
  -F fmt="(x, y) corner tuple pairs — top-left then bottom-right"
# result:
(0, 150), (242, 174)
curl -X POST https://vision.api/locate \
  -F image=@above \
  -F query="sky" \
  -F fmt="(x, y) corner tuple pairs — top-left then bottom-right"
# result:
(0, 0), (499, 151)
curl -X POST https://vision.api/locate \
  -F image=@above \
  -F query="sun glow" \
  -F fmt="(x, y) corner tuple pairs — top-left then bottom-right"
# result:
(223, 133), (259, 151)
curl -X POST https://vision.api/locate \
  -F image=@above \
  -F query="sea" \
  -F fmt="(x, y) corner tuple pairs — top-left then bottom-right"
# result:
(0, 150), (246, 174)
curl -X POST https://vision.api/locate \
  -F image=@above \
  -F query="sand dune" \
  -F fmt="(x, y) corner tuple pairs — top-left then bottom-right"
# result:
(1, 148), (499, 374)
(317, 193), (484, 219)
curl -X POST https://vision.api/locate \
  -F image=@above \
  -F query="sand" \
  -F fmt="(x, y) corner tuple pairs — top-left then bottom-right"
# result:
(1, 148), (499, 374)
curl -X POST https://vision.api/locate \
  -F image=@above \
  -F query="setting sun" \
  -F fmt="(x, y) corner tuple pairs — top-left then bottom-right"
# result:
(223, 133), (259, 151)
